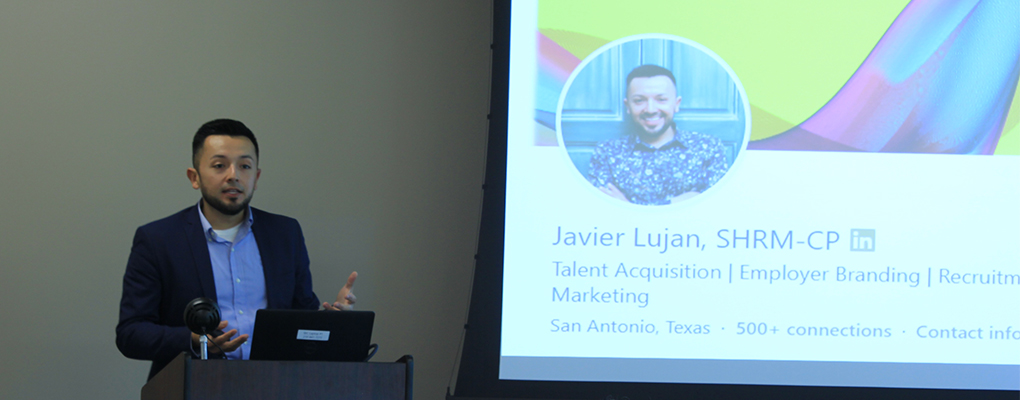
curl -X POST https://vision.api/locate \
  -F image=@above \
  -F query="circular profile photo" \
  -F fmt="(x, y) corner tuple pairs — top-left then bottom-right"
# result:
(556, 34), (750, 206)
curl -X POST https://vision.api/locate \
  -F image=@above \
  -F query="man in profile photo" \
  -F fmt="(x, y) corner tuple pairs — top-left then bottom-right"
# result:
(116, 119), (359, 380)
(588, 64), (729, 205)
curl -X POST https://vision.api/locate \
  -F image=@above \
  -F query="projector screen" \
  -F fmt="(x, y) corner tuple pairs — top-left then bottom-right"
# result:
(498, 0), (1020, 391)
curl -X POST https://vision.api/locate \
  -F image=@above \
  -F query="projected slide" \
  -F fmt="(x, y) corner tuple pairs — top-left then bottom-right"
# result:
(500, 0), (1020, 390)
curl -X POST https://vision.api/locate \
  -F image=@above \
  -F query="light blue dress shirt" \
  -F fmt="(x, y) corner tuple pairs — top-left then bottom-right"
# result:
(198, 203), (267, 360)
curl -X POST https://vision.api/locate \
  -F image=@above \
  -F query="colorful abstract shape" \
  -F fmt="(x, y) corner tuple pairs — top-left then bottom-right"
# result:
(749, 0), (1020, 154)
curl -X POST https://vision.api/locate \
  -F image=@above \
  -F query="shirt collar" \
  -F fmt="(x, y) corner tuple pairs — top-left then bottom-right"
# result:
(196, 200), (254, 242)
(630, 129), (689, 152)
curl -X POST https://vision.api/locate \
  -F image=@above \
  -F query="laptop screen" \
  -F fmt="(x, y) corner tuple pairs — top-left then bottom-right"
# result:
(249, 309), (375, 362)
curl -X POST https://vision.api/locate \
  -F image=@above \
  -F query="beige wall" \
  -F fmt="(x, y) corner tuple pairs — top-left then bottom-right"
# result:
(0, 1), (491, 399)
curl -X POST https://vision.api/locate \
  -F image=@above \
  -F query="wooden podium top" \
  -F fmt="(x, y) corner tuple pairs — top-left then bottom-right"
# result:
(142, 352), (413, 400)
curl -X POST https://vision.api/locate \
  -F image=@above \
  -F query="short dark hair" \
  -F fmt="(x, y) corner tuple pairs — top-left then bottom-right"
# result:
(625, 64), (677, 92)
(191, 119), (259, 167)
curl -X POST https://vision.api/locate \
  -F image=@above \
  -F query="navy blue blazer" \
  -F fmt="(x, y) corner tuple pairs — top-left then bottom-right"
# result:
(116, 205), (321, 380)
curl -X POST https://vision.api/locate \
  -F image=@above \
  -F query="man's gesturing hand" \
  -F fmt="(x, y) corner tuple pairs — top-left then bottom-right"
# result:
(323, 271), (357, 311)
(191, 320), (248, 354)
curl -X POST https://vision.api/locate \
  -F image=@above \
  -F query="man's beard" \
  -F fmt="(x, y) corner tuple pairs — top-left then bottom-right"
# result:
(201, 188), (252, 216)
(629, 112), (674, 139)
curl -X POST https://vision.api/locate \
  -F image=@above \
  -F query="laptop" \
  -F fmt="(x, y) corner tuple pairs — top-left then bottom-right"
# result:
(249, 309), (375, 362)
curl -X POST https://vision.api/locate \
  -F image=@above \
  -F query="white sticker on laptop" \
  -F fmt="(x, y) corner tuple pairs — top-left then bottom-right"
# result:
(296, 329), (330, 341)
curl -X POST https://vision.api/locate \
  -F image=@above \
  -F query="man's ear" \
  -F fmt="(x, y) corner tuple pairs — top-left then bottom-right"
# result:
(623, 98), (631, 114)
(253, 168), (261, 191)
(674, 95), (682, 113)
(187, 168), (200, 190)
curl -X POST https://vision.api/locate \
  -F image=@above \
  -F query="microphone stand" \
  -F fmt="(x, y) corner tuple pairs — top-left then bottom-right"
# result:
(200, 333), (209, 360)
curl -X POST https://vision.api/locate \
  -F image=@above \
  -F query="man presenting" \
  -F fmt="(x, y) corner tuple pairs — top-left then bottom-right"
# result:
(116, 119), (357, 380)
(588, 64), (730, 205)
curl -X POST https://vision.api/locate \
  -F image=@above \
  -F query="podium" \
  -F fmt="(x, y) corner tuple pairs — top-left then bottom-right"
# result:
(141, 352), (413, 400)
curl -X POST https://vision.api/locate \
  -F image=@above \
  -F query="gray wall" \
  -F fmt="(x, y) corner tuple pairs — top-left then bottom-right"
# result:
(0, 1), (491, 399)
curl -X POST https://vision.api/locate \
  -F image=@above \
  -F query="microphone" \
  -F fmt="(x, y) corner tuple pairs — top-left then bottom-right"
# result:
(183, 297), (220, 360)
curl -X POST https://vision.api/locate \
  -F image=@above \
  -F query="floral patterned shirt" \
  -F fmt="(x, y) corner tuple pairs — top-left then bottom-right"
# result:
(587, 130), (730, 205)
